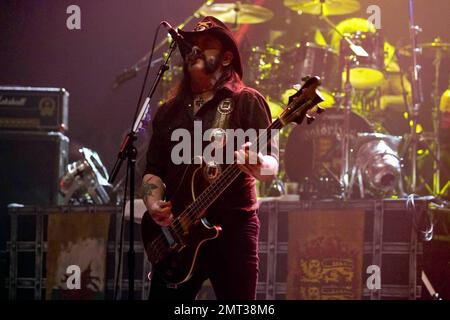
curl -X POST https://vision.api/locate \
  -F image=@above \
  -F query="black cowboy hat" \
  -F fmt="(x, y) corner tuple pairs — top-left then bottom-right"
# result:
(178, 16), (243, 78)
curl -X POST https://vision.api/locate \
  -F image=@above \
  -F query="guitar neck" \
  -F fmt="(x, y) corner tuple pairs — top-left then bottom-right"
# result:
(179, 118), (283, 222)
(177, 76), (324, 225)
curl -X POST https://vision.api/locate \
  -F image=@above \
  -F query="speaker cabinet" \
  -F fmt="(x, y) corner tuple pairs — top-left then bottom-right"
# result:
(0, 131), (68, 298)
(0, 131), (69, 208)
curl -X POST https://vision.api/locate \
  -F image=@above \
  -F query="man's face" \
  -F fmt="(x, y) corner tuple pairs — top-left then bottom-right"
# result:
(187, 34), (224, 76)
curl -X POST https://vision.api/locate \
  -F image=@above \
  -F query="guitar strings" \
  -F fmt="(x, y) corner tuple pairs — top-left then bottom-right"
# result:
(147, 92), (320, 269)
(150, 164), (240, 259)
(149, 118), (284, 260)
(160, 122), (280, 243)
(150, 125), (282, 259)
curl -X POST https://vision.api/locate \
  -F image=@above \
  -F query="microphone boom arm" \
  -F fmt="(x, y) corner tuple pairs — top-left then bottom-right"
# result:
(112, 0), (215, 89)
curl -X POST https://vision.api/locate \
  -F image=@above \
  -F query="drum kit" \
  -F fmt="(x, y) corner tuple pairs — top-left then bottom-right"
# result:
(189, 0), (449, 200)
(111, 0), (448, 200)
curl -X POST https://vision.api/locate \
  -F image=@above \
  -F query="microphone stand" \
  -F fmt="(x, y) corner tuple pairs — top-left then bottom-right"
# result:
(109, 40), (178, 299)
(112, 0), (215, 89)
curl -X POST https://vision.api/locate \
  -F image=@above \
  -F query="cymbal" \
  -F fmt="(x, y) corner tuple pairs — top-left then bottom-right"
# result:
(284, 0), (361, 16)
(198, 3), (274, 24)
(399, 38), (450, 57)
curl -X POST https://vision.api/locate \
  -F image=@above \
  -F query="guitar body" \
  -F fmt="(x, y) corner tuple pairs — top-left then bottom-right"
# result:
(141, 162), (222, 285)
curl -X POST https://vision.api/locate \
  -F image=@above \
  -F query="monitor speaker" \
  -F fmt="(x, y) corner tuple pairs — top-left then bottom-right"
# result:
(0, 130), (68, 299)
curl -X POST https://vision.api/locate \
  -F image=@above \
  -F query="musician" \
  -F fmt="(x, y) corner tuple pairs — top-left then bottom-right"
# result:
(141, 16), (278, 300)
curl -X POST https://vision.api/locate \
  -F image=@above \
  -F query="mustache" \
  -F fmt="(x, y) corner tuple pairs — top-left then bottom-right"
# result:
(186, 47), (206, 64)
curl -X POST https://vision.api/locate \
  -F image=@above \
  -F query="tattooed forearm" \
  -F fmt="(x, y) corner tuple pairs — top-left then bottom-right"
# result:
(141, 174), (165, 210)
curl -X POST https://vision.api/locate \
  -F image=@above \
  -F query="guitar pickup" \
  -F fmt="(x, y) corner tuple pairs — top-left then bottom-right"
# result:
(162, 225), (186, 252)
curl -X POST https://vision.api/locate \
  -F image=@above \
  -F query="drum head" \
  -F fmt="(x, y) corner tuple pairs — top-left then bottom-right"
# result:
(342, 68), (385, 89)
(279, 42), (340, 101)
(284, 108), (373, 190)
(339, 31), (385, 89)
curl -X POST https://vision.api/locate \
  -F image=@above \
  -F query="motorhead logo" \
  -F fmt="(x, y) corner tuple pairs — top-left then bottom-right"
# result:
(194, 21), (213, 32)
(218, 98), (233, 115)
(39, 97), (56, 117)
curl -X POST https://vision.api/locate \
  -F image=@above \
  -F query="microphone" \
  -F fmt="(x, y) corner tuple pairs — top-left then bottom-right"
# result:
(161, 21), (193, 56)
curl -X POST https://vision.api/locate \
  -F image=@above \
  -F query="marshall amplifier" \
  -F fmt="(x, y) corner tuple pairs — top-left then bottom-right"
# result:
(0, 86), (69, 132)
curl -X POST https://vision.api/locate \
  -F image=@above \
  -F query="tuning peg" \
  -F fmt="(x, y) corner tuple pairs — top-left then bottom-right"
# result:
(316, 106), (325, 114)
(306, 114), (315, 124)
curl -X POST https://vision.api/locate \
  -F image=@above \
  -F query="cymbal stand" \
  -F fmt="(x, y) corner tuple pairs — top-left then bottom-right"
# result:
(415, 45), (449, 196)
(232, 1), (242, 31)
(431, 40), (443, 195)
(406, 0), (424, 193)
(340, 55), (353, 199)
(317, 5), (369, 199)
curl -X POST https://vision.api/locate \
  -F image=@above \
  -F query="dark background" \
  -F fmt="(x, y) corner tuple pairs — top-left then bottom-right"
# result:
(0, 0), (449, 181)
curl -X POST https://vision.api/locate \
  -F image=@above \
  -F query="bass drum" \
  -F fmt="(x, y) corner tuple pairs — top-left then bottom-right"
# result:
(284, 108), (373, 198)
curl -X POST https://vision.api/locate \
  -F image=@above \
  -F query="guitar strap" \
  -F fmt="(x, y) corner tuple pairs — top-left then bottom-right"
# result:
(212, 97), (234, 130)
(208, 97), (234, 148)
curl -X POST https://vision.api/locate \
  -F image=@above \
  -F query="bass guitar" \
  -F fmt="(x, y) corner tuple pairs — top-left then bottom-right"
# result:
(141, 76), (324, 284)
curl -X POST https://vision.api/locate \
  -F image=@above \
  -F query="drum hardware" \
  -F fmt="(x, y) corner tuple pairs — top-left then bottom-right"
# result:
(284, 108), (373, 199)
(398, 44), (450, 197)
(340, 54), (354, 199)
(320, 16), (388, 91)
(60, 148), (112, 205)
(348, 133), (404, 198)
(404, 0), (424, 194)
(339, 31), (385, 90)
(320, 162), (342, 188)
(402, 131), (450, 196)
(400, 0), (448, 197)
(311, 5), (371, 199)
(327, 17), (388, 91)
(399, 39), (450, 58)
(426, 38), (450, 197)
(279, 42), (339, 108)
(327, 23), (370, 198)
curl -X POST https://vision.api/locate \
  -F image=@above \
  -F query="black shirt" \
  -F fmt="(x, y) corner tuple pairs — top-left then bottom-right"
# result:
(144, 73), (278, 223)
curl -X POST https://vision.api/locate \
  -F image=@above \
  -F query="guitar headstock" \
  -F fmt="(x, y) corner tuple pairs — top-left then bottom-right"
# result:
(279, 76), (325, 125)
